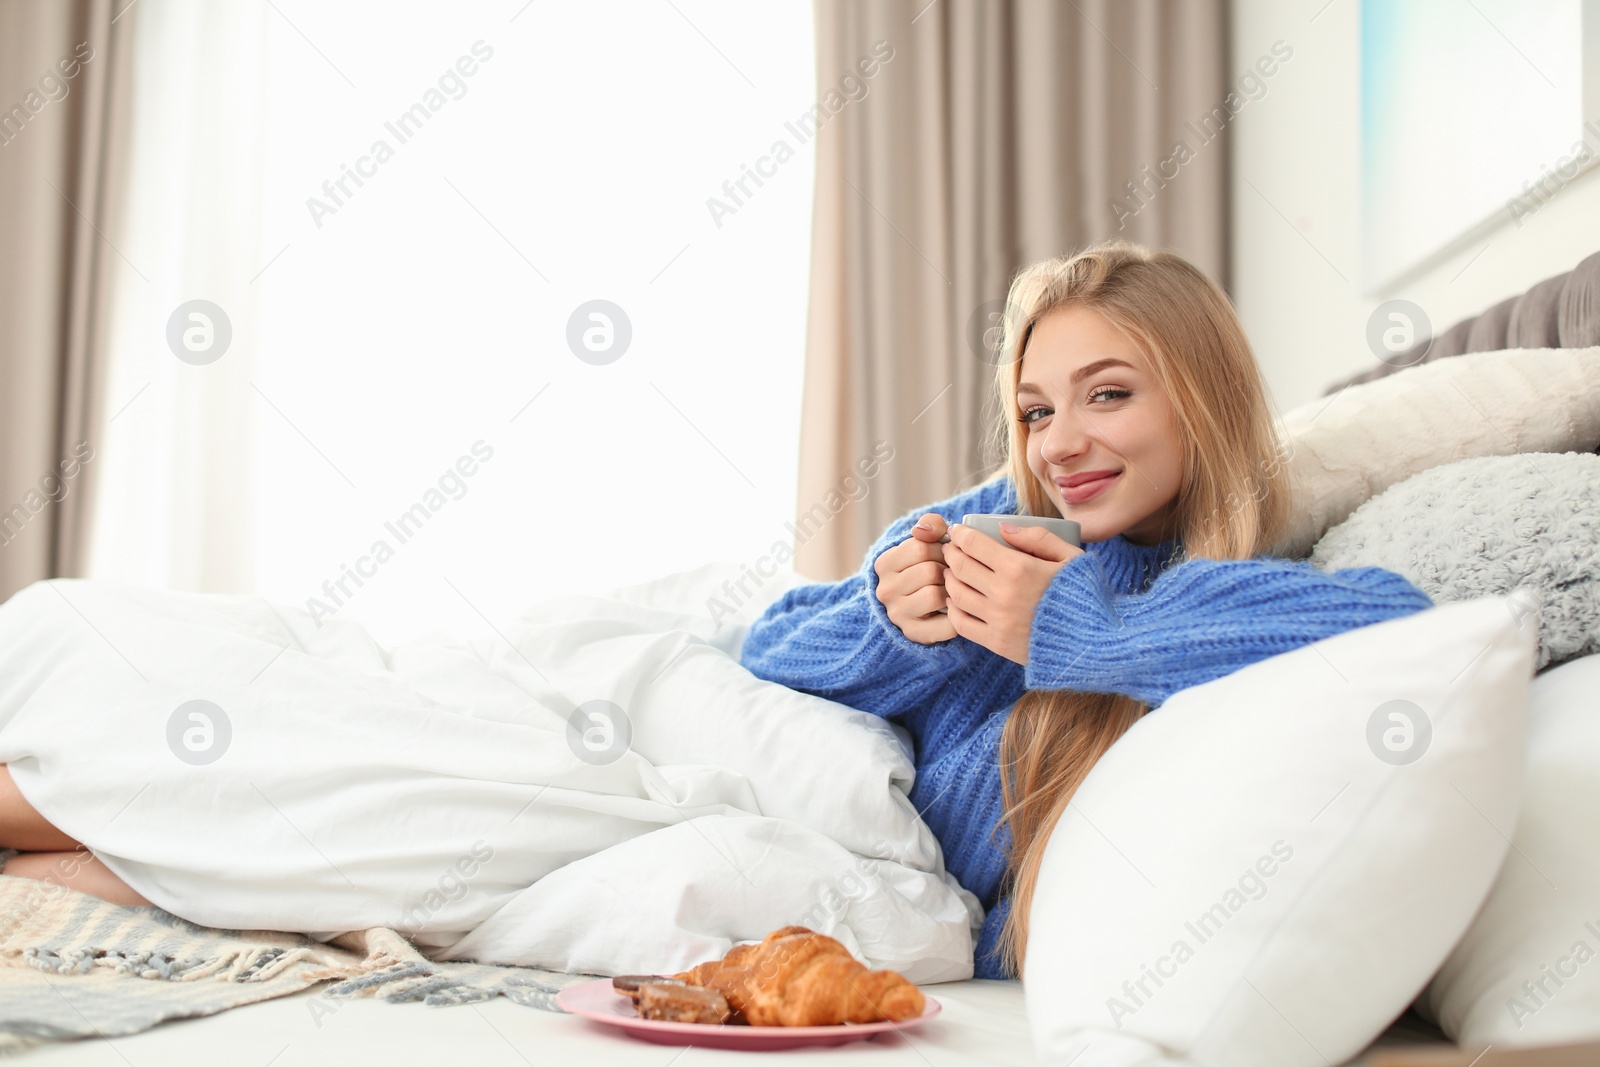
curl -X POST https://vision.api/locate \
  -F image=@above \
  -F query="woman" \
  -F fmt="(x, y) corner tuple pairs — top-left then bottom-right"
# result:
(0, 238), (1430, 977)
(737, 239), (1434, 979)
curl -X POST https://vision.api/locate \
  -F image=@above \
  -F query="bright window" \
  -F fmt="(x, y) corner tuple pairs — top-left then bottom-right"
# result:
(239, 1), (815, 644)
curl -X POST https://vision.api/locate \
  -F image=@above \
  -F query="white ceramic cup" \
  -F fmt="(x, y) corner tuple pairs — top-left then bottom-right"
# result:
(930, 514), (1082, 616)
(939, 512), (1081, 547)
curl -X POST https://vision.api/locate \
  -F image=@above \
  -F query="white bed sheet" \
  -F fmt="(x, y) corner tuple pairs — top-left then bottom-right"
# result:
(12, 979), (1449, 1066)
(16, 979), (1029, 1066)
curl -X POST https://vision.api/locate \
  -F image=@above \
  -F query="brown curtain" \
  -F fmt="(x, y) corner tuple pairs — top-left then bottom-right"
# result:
(0, 0), (136, 601)
(796, 0), (1229, 580)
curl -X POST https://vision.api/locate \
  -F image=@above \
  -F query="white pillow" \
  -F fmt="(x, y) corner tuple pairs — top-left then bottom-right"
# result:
(1420, 653), (1600, 1046)
(1025, 596), (1537, 1067)
(1271, 347), (1600, 559)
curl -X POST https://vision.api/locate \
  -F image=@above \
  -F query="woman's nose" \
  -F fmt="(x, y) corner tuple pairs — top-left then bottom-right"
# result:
(1040, 404), (1090, 465)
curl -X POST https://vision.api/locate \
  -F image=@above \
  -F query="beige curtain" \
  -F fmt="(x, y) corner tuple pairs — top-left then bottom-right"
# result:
(0, 0), (136, 601)
(796, 0), (1229, 580)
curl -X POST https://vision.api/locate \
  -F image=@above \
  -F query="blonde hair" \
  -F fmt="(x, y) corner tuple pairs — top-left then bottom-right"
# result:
(984, 239), (1293, 976)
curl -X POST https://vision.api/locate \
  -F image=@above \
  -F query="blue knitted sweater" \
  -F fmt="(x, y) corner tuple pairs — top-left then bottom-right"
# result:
(738, 473), (1435, 980)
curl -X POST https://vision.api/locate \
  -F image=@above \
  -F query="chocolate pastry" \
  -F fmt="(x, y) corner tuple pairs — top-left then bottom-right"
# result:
(636, 981), (731, 1025)
(611, 974), (676, 1004)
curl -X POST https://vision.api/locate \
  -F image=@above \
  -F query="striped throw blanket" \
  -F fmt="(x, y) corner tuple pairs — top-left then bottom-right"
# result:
(0, 869), (595, 1056)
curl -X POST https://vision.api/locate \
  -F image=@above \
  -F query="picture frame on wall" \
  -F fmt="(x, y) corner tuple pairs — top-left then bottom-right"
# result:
(1360, 0), (1600, 293)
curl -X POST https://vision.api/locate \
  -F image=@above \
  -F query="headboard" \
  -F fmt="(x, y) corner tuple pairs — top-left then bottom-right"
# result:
(1323, 250), (1600, 395)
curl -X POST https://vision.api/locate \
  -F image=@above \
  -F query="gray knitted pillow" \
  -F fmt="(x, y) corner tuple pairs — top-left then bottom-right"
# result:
(1308, 452), (1599, 670)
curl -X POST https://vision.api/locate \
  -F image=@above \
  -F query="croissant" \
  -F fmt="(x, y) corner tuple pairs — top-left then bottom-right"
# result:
(674, 937), (761, 987)
(673, 926), (924, 1027)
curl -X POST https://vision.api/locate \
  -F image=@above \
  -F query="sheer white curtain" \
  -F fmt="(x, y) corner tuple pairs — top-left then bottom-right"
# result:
(89, 1), (815, 646)
(86, 0), (267, 592)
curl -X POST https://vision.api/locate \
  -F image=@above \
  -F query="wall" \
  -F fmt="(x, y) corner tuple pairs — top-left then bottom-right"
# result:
(1230, 0), (1600, 414)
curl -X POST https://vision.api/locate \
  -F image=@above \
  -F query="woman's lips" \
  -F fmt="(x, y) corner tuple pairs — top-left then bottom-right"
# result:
(1060, 471), (1119, 504)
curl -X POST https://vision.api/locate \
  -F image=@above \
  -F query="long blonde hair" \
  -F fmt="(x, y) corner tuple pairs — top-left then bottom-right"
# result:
(985, 239), (1293, 976)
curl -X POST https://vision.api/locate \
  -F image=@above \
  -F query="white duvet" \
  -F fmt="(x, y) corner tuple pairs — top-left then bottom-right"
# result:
(0, 562), (980, 982)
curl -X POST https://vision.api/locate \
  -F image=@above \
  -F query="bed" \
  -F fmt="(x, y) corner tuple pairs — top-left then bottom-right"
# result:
(0, 554), (1495, 1066)
(6, 253), (1600, 1064)
(10, 967), (1456, 1066)
(0, 554), (1471, 1067)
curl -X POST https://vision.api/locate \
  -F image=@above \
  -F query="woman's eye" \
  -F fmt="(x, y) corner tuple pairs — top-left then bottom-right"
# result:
(1019, 389), (1129, 424)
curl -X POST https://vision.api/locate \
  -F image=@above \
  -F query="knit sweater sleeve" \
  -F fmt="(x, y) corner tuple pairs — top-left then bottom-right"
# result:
(737, 475), (1015, 718)
(1022, 551), (1435, 707)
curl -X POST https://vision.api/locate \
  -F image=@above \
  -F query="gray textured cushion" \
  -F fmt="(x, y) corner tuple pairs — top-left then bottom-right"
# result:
(1309, 452), (1600, 670)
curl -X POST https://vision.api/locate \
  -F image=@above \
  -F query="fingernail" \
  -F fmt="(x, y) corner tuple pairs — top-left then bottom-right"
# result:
(914, 521), (929, 530)
(1000, 521), (1018, 533)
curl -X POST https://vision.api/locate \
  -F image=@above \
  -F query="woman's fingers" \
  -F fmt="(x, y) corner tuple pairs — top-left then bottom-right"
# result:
(905, 558), (946, 590)
(901, 612), (957, 644)
(884, 568), (950, 631)
(944, 541), (995, 601)
(910, 513), (948, 543)
(880, 554), (945, 602)
(946, 599), (985, 641)
(905, 582), (948, 619)
(944, 565), (986, 624)
(879, 522), (958, 643)
(946, 524), (1003, 573)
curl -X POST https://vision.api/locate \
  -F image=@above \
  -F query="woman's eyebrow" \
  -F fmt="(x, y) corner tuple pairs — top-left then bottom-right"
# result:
(1017, 357), (1137, 394)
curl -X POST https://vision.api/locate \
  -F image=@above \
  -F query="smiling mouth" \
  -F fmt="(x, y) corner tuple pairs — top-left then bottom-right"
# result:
(1059, 471), (1119, 504)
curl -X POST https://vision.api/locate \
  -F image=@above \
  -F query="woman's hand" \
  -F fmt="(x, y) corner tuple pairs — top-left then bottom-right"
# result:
(874, 513), (957, 645)
(944, 522), (1085, 665)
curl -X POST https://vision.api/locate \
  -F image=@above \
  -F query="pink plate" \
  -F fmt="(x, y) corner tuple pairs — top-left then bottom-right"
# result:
(556, 978), (941, 1051)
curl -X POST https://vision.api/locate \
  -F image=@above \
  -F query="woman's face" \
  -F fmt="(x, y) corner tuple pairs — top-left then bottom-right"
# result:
(1017, 305), (1185, 545)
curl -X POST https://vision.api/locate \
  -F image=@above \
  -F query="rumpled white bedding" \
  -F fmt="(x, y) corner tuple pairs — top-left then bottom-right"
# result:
(0, 564), (981, 983)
